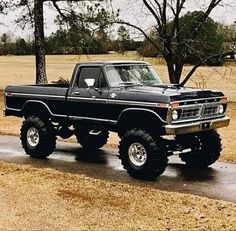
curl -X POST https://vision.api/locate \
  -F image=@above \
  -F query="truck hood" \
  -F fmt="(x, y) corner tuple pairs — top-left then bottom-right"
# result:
(118, 85), (224, 104)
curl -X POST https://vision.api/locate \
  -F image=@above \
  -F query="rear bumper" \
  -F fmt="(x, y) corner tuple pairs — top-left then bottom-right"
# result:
(165, 116), (230, 135)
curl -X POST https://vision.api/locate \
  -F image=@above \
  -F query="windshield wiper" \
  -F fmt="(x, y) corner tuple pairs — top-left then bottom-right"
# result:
(141, 81), (161, 86)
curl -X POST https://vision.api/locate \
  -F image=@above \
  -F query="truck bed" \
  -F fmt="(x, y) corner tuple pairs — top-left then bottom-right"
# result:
(5, 84), (69, 118)
(6, 84), (69, 94)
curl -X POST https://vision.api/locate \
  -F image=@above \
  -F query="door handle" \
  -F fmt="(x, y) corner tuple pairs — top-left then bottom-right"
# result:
(110, 93), (117, 98)
(73, 91), (80, 95)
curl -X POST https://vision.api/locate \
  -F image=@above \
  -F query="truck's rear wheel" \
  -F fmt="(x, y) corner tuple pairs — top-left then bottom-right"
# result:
(118, 128), (168, 180)
(177, 130), (222, 168)
(76, 127), (109, 150)
(20, 116), (56, 158)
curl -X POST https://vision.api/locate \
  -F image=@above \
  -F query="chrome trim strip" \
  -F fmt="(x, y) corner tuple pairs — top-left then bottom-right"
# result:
(69, 115), (117, 124)
(68, 96), (161, 107)
(176, 101), (220, 109)
(21, 100), (67, 118)
(173, 96), (222, 103)
(165, 116), (230, 135)
(7, 92), (66, 99)
(69, 116), (109, 122)
(105, 63), (150, 67)
(68, 96), (101, 101)
(171, 115), (224, 124)
(107, 99), (159, 107)
(6, 100), (117, 123)
(118, 108), (166, 123)
(5, 106), (22, 112)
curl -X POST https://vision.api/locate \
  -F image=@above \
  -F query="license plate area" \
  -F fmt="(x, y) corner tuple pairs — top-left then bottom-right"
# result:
(201, 122), (211, 130)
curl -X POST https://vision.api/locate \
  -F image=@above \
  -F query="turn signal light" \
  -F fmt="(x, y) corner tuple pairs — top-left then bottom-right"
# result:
(220, 96), (227, 104)
(5, 92), (13, 97)
(170, 101), (180, 109)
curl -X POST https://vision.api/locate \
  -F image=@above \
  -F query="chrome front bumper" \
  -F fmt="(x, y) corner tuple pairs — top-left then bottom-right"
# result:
(165, 116), (230, 135)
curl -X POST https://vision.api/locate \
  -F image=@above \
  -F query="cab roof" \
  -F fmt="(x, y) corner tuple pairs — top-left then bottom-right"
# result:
(77, 60), (150, 66)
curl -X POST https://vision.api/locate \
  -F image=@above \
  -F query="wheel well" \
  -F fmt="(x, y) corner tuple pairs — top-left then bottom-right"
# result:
(22, 102), (51, 119)
(117, 110), (164, 135)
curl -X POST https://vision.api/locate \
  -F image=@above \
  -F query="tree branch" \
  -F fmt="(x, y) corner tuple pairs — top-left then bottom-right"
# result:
(180, 51), (235, 86)
(191, 0), (223, 40)
(114, 20), (162, 50)
(143, 0), (162, 28)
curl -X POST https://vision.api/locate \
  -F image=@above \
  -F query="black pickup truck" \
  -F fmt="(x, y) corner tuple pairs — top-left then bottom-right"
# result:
(4, 61), (230, 180)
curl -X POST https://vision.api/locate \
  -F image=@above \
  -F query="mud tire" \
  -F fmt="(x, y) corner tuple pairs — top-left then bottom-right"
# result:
(118, 128), (168, 180)
(178, 130), (222, 168)
(20, 116), (56, 159)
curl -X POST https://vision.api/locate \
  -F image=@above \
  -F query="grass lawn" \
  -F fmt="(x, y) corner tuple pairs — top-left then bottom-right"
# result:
(0, 161), (235, 230)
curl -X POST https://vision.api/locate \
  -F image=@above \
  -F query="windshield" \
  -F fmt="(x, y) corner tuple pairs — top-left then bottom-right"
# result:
(105, 64), (162, 87)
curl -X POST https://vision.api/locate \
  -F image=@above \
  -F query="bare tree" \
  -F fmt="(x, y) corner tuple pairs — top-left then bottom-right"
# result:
(34, 0), (47, 84)
(116, 0), (235, 84)
(11, 0), (113, 84)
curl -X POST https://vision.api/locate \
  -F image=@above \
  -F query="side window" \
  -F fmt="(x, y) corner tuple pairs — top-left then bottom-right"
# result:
(77, 67), (107, 88)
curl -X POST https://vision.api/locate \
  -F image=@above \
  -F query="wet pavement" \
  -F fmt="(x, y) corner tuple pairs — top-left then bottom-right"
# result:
(0, 135), (236, 203)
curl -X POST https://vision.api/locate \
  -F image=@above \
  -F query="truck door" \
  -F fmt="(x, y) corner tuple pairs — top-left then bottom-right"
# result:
(68, 65), (109, 120)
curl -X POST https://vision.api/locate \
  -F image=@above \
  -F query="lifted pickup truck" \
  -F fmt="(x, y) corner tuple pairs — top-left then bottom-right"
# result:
(4, 61), (230, 180)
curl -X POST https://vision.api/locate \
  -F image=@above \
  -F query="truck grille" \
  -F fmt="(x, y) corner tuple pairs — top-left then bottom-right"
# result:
(180, 107), (201, 119)
(178, 103), (220, 121)
(202, 105), (219, 117)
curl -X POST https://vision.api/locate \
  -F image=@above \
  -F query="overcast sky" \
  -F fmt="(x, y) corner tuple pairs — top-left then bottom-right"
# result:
(0, 0), (235, 39)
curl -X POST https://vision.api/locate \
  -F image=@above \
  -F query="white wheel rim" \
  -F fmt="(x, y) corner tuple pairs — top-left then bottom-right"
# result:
(128, 142), (147, 166)
(27, 127), (40, 147)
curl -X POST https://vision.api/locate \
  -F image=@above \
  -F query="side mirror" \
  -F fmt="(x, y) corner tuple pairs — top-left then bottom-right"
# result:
(84, 78), (95, 87)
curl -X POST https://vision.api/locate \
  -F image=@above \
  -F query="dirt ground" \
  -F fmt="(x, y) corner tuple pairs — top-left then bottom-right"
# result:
(0, 161), (235, 230)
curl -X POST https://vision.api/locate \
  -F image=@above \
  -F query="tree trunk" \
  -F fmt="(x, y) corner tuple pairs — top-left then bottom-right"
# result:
(167, 62), (178, 84)
(34, 0), (47, 84)
(174, 61), (184, 84)
(165, 55), (184, 84)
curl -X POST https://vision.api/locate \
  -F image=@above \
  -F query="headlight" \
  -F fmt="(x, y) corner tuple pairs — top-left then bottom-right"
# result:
(172, 110), (179, 120)
(219, 105), (224, 114)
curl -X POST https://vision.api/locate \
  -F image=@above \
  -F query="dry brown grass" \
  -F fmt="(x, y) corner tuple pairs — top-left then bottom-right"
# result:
(0, 54), (236, 100)
(0, 160), (235, 230)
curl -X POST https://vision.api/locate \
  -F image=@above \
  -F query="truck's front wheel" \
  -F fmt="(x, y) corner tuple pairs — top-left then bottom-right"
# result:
(177, 130), (222, 168)
(20, 116), (56, 159)
(119, 128), (168, 180)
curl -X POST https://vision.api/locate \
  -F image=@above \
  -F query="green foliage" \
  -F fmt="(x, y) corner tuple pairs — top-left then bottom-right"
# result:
(15, 38), (27, 55)
(137, 29), (161, 57)
(0, 33), (12, 55)
(138, 11), (224, 66)
(137, 41), (159, 57)
(115, 26), (130, 54)
(177, 11), (224, 65)
(0, 28), (142, 56)
(218, 23), (236, 55)
(0, 1), (8, 14)
(45, 27), (110, 55)
(111, 26), (142, 54)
